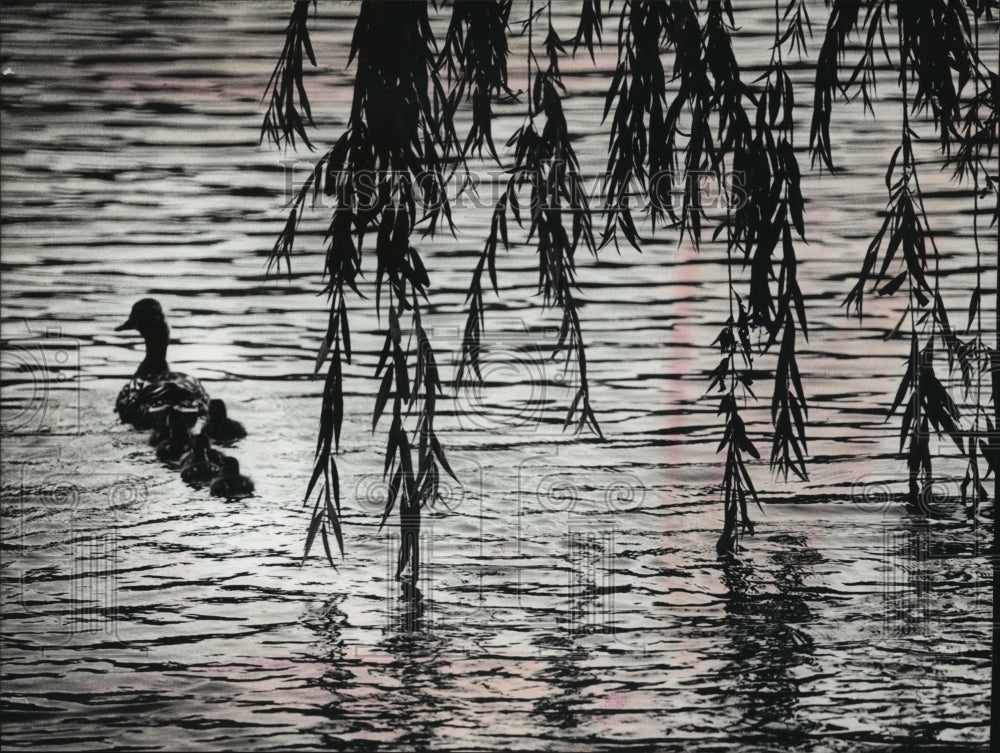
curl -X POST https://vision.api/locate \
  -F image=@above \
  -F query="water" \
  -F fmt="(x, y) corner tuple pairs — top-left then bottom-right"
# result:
(1, 2), (995, 750)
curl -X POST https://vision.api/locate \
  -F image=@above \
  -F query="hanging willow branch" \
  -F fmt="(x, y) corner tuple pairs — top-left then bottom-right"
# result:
(598, 0), (814, 554)
(705, 3), (769, 555)
(261, 0), (318, 151)
(816, 0), (996, 510)
(458, 0), (601, 437)
(959, 7), (996, 511)
(850, 79), (965, 508)
(812, 0), (996, 190)
(263, 1), (994, 570)
(571, 0), (603, 60)
(710, 275), (763, 557)
(653, 1), (811, 553)
(602, 0), (674, 246)
(263, 0), (455, 579)
(438, 0), (515, 161)
(753, 0), (811, 482)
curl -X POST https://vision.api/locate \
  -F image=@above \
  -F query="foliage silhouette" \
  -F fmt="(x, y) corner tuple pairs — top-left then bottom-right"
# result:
(813, 0), (997, 513)
(263, 0), (997, 574)
(458, 0), (602, 439)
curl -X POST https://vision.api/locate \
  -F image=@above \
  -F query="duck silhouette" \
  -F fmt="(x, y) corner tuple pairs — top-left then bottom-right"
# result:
(155, 410), (193, 465)
(180, 433), (227, 485)
(209, 457), (255, 498)
(115, 298), (209, 430)
(202, 399), (247, 443)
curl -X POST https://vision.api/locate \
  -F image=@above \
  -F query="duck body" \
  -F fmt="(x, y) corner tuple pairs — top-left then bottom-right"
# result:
(210, 457), (255, 499)
(156, 434), (191, 465)
(119, 373), (208, 431)
(180, 434), (227, 485)
(155, 411), (193, 465)
(182, 457), (225, 485)
(202, 399), (247, 444)
(115, 299), (209, 430)
(210, 475), (255, 498)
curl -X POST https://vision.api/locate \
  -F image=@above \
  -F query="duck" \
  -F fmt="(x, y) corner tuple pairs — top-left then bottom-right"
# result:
(115, 298), (209, 430)
(209, 457), (255, 498)
(201, 399), (247, 443)
(155, 410), (193, 465)
(180, 433), (227, 485)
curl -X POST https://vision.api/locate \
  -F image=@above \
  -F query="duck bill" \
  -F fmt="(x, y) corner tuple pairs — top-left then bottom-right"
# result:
(114, 317), (136, 332)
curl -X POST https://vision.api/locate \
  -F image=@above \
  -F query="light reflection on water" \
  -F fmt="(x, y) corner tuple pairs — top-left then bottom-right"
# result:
(1, 2), (994, 751)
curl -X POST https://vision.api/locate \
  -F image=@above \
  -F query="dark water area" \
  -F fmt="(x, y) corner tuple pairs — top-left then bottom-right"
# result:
(1, 2), (996, 751)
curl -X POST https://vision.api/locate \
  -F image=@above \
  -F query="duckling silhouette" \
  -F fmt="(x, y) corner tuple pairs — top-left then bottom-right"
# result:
(115, 298), (209, 430)
(201, 399), (247, 443)
(209, 457), (255, 498)
(180, 433), (227, 485)
(155, 410), (192, 465)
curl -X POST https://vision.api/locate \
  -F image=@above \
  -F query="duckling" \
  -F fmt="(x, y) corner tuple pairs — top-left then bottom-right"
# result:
(179, 433), (227, 485)
(155, 410), (192, 465)
(201, 399), (247, 443)
(209, 457), (255, 498)
(115, 298), (209, 430)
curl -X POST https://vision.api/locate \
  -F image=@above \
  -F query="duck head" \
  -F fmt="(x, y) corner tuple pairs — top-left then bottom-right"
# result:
(116, 298), (170, 376)
(208, 399), (227, 420)
(222, 456), (240, 477)
(116, 298), (167, 335)
(192, 432), (212, 457)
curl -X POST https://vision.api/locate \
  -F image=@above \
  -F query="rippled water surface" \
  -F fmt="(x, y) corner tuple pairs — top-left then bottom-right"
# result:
(1, 2), (996, 751)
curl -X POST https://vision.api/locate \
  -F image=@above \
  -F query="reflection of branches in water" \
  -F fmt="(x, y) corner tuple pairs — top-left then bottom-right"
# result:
(304, 592), (454, 751)
(373, 622), (453, 751)
(528, 533), (622, 730)
(301, 594), (358, 733)
(302, 594), (349, 651)
(390, 581), (427, 635)
(717, 536), (821, 743)
(530, 635), (594, 730)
